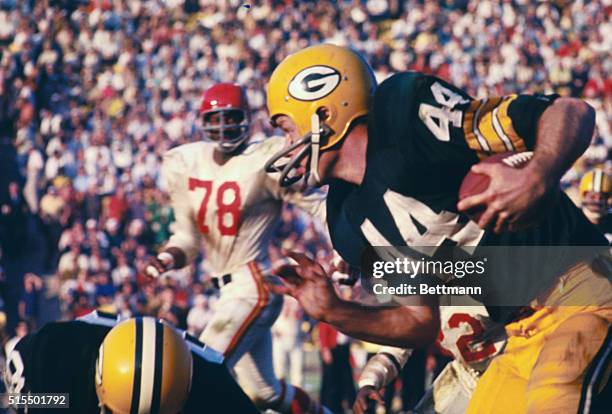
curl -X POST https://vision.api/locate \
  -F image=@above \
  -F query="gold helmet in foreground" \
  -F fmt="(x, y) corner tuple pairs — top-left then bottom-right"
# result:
(95, 317), (193, 414)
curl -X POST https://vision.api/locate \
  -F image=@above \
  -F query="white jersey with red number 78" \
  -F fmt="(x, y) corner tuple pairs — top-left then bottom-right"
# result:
(161, 137), (326, 277)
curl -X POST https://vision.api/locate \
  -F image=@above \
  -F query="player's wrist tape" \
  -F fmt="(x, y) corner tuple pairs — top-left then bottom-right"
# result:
(357, 375), (379, 389)
(357, 362), (389, 389)
(357, 351), (408, 389)
(157, 251), (175, 269)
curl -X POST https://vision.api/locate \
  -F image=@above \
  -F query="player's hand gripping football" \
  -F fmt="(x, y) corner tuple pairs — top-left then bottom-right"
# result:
(353, 385), (383, 414)
(269, 251), (341, 322)
(457, 162), (557, 233)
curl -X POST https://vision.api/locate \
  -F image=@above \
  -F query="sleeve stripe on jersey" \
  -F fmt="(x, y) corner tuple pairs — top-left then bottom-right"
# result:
(463, 96), (527, 156)
(477, 99), (512, 153)
(473, 101), (493, 152)
(463, 99), (500, 155)
(492, 106), (515, 151)
(462, 100), (482, 154)
(496, 96), (527, 152)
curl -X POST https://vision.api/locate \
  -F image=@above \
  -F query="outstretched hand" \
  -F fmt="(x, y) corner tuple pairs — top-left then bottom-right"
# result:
(457, 162), (557, 233)
(268, 251), (341, 322)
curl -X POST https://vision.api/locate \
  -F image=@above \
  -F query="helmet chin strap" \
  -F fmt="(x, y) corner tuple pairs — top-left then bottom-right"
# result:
(307, 114), (321, 187)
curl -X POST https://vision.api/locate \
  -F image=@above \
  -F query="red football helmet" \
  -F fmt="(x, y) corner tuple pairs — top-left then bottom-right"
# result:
(199, 83), (251, 153)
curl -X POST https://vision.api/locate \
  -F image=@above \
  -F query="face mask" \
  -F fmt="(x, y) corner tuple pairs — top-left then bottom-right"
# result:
(265, 114), (330, 190)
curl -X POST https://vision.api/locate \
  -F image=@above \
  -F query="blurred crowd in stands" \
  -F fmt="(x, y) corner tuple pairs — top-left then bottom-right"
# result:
(0, 0), (610, 412)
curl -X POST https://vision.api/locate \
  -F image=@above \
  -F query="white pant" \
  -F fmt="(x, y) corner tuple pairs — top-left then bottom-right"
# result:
(199, 262), (286, 409)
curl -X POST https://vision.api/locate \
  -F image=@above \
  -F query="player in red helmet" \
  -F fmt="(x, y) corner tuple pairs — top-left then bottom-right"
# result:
(146, 83), (330, 413)
(200, 83), (251, 153)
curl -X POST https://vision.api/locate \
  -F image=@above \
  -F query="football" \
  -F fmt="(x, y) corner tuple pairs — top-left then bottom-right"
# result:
(459, 151), (534, 221)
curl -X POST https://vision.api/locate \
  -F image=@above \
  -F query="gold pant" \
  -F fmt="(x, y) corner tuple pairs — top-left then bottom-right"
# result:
(467, 261), (612, 414)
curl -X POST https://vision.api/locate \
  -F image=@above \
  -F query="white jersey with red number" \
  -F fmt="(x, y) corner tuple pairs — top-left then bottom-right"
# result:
(161, 137), (326, 276)
(437, 305), (506, 373)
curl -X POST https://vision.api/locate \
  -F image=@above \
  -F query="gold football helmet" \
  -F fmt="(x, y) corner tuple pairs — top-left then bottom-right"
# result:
(265, 44), (376, 187)
(579, 168), (611, 220)
(95, 317), (193, 414)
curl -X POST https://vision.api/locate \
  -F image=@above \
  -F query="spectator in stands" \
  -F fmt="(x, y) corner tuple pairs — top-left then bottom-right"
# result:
(24, 145), (44, 213)
(18, 273), (42, 331)
(0, 181), (27, 255)
(39, 186), (65, 270)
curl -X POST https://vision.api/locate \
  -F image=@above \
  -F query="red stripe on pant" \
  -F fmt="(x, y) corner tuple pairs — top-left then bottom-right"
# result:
(224, 261), (269, 359)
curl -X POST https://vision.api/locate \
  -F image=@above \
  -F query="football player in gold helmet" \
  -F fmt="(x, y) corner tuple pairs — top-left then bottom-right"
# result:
(4, 312), (258, 413)
(579, 168), (612, 239)
(580, 168), (611, 221)
(265, 44), (610, 414)
(95, 317), (193, 413)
